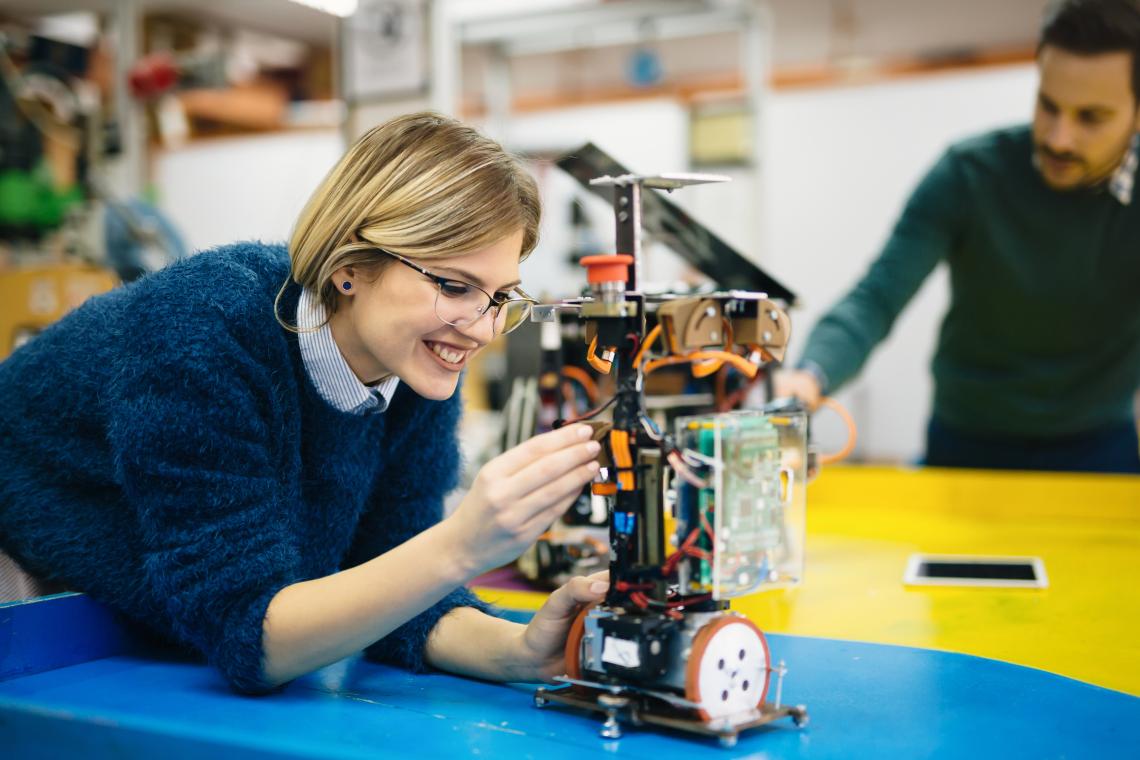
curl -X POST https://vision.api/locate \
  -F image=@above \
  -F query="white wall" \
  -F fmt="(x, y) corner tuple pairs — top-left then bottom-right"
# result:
(496, 98), (692, 298)
(154, 130), (346, 253)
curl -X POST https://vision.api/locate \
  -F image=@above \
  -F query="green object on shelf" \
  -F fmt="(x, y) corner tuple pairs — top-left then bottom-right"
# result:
(0, 165), (84, 231)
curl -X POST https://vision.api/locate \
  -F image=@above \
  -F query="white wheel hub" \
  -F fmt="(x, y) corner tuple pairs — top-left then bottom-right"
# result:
(690, 620), (769, 719)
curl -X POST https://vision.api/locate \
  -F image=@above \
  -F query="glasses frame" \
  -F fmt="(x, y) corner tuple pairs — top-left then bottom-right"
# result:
(371, 247), (537, 334)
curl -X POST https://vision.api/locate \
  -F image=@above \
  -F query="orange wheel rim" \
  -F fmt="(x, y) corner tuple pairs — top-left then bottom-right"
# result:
(563, 604), (595, 681)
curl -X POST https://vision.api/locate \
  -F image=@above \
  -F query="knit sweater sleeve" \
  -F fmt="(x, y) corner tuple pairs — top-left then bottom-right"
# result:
(344, 387), (492, 673)
(105, 285), (298, 694)
(799, 147), (967, 393)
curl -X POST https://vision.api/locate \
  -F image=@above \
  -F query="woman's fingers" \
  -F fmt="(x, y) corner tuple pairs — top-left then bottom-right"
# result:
(505, 440), (600, 501)
(540, 574), (610, 620)
(515, 491), (591, 547)
(512, 461), (599, 533)
(493, 424), (594, 475)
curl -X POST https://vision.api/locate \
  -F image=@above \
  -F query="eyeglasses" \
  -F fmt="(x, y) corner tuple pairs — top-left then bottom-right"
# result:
(374, 248), (536, 335)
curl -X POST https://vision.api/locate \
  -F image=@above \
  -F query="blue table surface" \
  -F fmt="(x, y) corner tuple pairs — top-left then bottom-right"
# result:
(1, 595), (1137, 759)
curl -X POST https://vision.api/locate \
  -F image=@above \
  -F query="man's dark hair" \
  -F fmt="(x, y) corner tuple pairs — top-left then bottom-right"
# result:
(1040, 0), (1140, 103)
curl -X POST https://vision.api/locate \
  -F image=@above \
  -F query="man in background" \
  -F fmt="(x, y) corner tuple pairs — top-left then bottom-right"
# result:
(776, 0), (1140, 473)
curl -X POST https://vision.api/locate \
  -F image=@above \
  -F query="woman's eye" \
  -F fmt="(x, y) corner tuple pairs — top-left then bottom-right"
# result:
(439, 281), (472, 298)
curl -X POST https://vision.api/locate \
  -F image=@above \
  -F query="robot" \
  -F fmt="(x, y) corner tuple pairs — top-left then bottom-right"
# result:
(531, 171), (809, 747)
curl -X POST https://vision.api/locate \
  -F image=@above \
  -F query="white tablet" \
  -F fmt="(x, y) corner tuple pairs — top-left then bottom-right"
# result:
(903, 553), (1048, 589)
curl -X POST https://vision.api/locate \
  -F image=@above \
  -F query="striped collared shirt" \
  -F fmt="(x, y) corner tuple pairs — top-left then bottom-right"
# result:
(296, 288), (399, 415)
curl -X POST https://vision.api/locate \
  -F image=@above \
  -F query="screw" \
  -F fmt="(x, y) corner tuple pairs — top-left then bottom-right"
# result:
(600, 713), (622, 740)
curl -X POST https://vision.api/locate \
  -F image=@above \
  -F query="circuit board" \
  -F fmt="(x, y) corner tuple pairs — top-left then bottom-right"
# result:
(675, 410), (807, 599)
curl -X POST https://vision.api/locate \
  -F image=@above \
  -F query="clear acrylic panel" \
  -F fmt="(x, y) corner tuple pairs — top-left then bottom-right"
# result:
(674, 409), (807, 599)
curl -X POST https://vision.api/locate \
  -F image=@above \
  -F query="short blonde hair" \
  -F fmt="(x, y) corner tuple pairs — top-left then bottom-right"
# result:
(281, 112), (540, 325)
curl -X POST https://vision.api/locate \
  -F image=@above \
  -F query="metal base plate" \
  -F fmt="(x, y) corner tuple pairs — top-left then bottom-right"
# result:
(534, 684), (808, 748)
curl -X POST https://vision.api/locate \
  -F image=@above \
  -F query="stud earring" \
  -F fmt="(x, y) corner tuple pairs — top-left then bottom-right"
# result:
(341, 281), (352, 291)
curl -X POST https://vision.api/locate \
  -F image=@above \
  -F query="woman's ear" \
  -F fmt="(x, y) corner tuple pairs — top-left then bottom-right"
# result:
(333, 266), (356, 295)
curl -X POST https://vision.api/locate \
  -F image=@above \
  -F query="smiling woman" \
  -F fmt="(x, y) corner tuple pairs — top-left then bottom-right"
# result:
(280, 113), (541, 400)
(0, 112), (609, 694)
(327, 231), (535, 400)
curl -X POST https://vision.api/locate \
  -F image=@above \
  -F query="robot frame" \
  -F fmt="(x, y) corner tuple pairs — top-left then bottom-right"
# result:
(530, 165), (810, 748)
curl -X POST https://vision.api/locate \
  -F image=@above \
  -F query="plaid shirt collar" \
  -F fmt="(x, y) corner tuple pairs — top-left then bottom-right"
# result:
(1108, 133), (1139, 205)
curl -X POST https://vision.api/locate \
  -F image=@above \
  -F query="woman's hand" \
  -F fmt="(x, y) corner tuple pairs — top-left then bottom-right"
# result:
(515, 571), (609, 681)
(441, 424), (600, 579)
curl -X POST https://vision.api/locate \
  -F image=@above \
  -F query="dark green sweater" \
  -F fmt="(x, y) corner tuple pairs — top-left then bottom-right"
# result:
(800, 125), (1140, 438)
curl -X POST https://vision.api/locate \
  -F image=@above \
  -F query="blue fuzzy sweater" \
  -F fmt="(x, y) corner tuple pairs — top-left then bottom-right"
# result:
(0, 242), (487, 692)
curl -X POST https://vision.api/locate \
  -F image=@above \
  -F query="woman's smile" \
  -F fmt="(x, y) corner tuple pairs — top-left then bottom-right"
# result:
(423, 339), (472, 370)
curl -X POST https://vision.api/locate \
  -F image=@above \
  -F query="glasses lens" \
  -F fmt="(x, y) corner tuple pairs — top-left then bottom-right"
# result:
(498, 299), (533, 334)
(434, 283), (488, 327)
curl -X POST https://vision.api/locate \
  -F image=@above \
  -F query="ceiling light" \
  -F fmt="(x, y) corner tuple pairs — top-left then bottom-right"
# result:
(287, 0), (359, 18)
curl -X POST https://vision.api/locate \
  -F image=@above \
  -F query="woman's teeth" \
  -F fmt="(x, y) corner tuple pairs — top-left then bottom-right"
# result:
(428, 342), (466, 364)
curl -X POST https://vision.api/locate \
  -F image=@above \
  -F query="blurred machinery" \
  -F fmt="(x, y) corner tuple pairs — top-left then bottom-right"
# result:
(0, 263), (116, 358)
(529, 165), (814, 746)
(0, 28), (186, 360)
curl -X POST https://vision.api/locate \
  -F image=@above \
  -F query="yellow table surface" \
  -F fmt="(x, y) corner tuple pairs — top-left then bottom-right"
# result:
(474, 465), (1140, 696)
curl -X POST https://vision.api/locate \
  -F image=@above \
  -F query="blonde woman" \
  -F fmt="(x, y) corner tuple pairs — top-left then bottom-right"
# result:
(0, 113), (607, 692)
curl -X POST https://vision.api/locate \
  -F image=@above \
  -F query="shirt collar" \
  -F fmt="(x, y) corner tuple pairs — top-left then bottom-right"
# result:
(296, 288), (399, 415)
(1108, 132), (1138, 205)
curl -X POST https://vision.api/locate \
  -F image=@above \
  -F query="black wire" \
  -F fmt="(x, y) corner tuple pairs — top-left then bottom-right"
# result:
(553, 394), (618, 427)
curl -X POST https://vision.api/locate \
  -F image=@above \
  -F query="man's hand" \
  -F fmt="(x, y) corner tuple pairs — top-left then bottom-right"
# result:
(772, 368), (824, 412)
(515, 571), (608, 681)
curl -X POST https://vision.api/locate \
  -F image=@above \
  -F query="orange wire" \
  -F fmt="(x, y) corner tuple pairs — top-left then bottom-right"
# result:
(641, 355), (693, 374)
(643, 350), (758, 378)
(586, 335), (613, 374)
(560, 365), (599, 405)
(690, 357), (724, 378)
(686, 318), (737, 378)
(716, 346), (768, 411)
(817, 396), (858, 465)
(610, 429), (635, 490)
(697, 351), (758, 377)
(721, 317), (734, 347)
(631, 323), (662, 369)
(610, 430), (633, 468)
